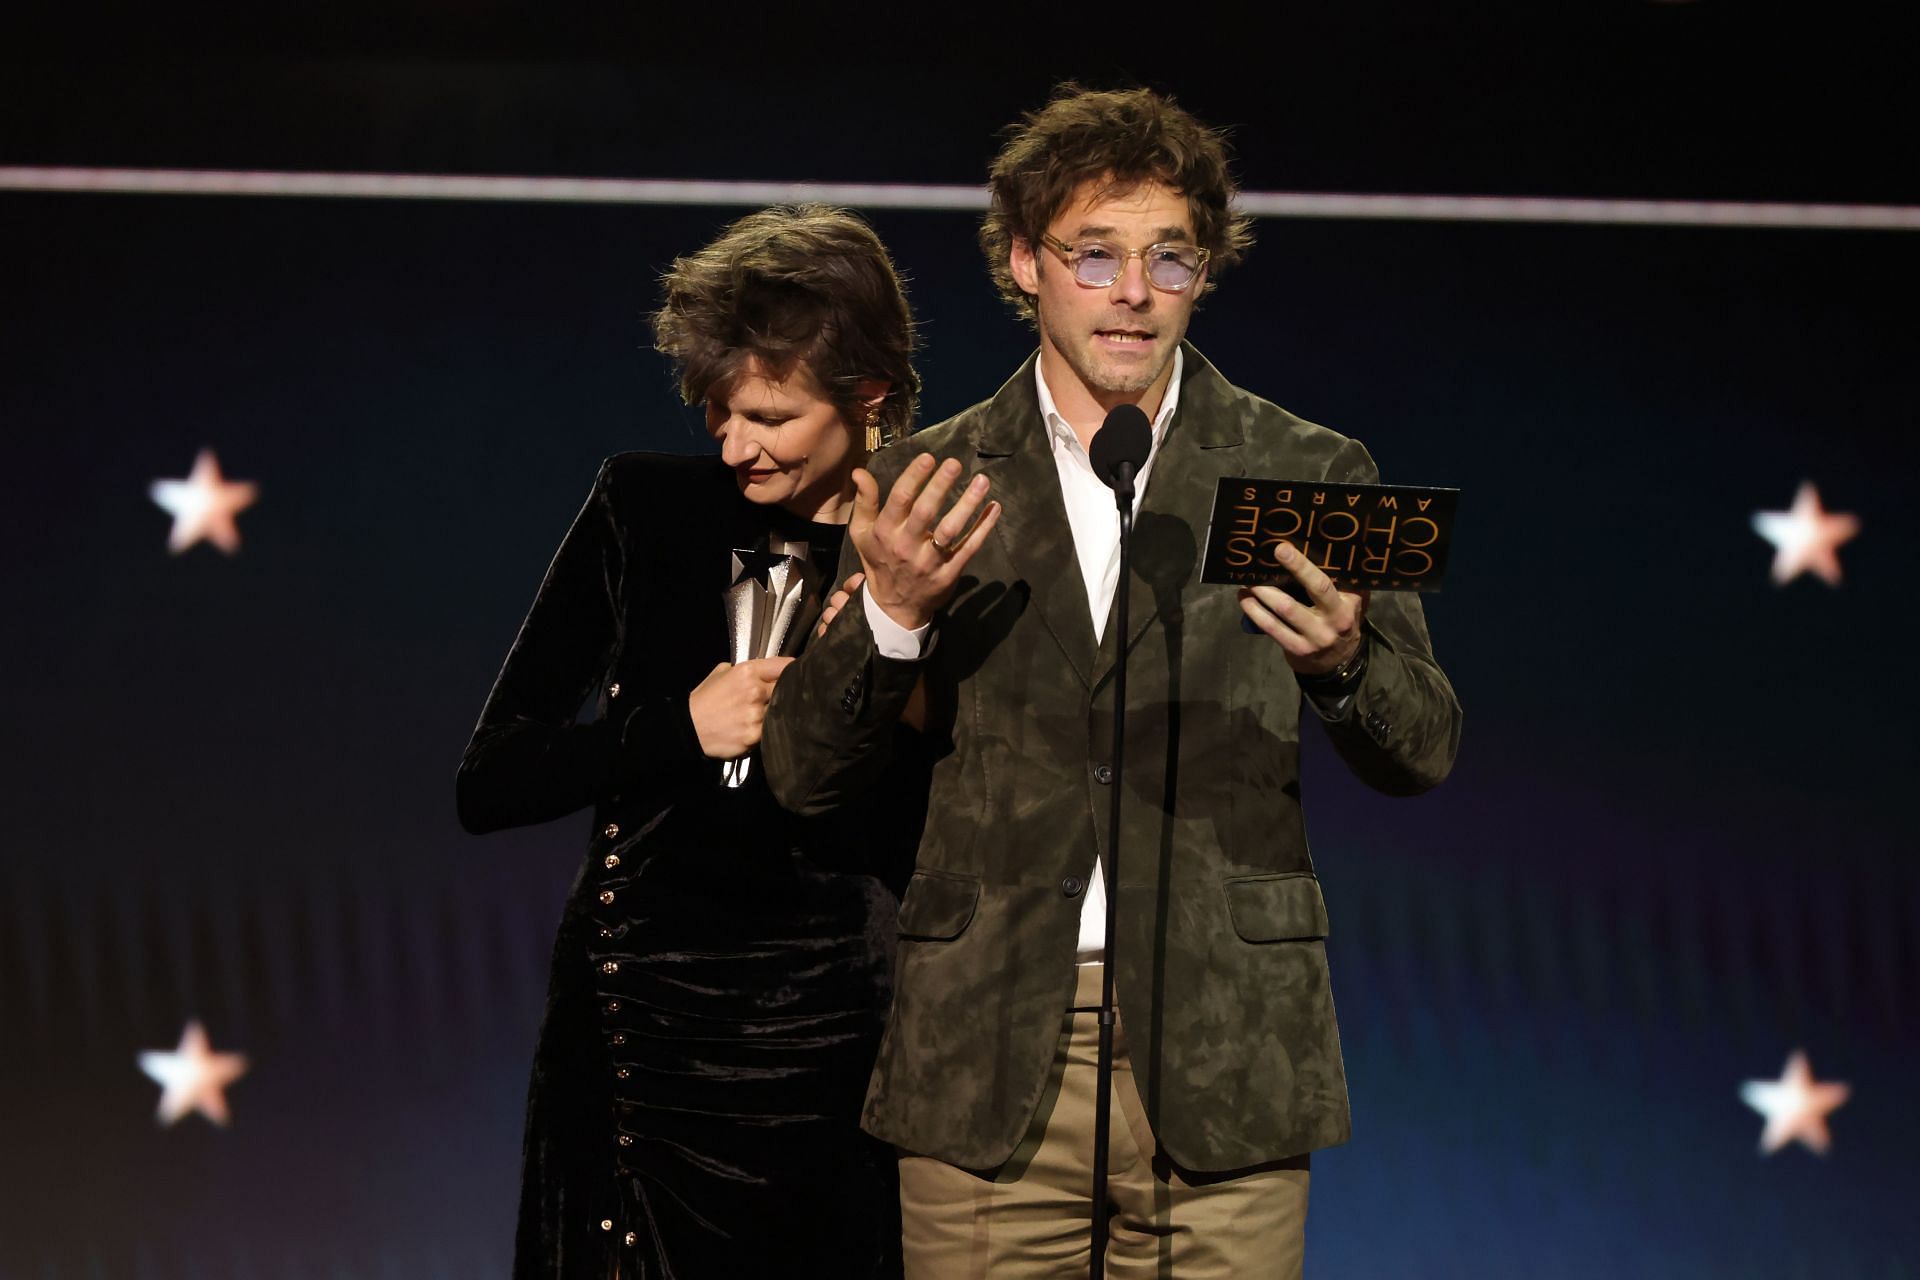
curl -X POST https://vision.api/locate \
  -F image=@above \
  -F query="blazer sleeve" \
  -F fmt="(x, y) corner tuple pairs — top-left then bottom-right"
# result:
(456, 459), (704, 834)
(1315, 437), (1464, 796)
(760, 452), (925, 817)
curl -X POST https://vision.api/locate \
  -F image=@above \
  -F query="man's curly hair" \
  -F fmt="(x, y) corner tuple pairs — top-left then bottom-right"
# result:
(981, 84), (1254, 321)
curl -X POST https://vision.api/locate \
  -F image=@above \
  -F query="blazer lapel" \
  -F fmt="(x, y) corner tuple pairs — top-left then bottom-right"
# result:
(1094, 344), (1248, 688)
(972, 357), (1099, 687)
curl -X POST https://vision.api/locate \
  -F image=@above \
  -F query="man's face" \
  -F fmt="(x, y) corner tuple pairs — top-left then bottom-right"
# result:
(1009, 177), (1208, 407)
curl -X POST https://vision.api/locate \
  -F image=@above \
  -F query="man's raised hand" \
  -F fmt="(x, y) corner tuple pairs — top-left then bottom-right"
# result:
(851, 454), (1000, 631)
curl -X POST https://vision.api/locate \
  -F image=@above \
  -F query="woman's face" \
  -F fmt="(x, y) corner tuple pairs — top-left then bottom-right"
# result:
(706, 358), (863, 523)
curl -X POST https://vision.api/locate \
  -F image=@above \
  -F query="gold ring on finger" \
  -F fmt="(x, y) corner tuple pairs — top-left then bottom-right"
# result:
(927, 532), (955, 556)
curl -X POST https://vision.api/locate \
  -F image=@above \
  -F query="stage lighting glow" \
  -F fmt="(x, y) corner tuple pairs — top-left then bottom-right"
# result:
(1750, 482), (1860, 586)
(3, 167), (1918, 231)
(138, 1020), (250, 1127)
(1740, 1050), (1850, 1156)
(150, 448), (259, 555)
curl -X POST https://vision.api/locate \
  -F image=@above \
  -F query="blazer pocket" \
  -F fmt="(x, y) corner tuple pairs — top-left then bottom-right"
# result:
(897, 871), (981, 940)
(1223, 872), (1330, 943)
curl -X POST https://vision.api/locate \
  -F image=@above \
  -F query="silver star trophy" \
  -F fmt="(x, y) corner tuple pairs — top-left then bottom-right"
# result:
(721, 538), (814, 787)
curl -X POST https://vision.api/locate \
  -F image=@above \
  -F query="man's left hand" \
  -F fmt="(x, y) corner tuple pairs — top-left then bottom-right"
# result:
(1237, 541), (1368, 676)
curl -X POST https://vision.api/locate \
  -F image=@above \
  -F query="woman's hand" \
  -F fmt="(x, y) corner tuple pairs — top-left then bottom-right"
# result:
(687, 657), (794, 758)
(815, 572), (867, 639)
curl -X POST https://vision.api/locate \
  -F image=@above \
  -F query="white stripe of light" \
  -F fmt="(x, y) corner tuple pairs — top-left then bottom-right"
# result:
(2, 166), (1917, 230)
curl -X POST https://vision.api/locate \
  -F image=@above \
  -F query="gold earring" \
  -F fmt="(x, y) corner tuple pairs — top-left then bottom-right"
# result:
(863, 404), (884, 453)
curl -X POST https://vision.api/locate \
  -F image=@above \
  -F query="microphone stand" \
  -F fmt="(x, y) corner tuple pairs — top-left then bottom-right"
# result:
(1089, 459), (1135, 1280)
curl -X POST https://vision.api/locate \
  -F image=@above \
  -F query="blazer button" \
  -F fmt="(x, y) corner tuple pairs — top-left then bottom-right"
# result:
(1062, 875), (1085, 898)
(1093, 763), (1114, 785)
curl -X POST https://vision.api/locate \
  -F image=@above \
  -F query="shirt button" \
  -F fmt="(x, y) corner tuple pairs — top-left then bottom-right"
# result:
(1093, 763), (1114, 785)
(604, 854), (621, 870)
(601, 1220), (613, 1232)
(599, 890), (615, 905)
(1062, 876), (1085, 898)
(624, 1231), (638, 1246)
(603, 823), (620, 839)
(608, 682), (621, 699)
(602, 961), (619, 975)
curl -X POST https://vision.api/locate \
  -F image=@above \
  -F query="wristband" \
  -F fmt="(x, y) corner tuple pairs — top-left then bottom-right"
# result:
(1295, 635), (1369, 696)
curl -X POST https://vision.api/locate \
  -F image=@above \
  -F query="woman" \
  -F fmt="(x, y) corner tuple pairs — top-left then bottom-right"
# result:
(457, 205), (919, 1278)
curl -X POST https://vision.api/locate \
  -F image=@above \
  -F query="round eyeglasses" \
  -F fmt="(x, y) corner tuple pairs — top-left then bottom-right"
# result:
(1040, 234), (1211, 292)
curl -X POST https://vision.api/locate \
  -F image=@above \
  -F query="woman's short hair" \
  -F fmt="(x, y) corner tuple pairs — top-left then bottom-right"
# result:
(652, 204), (920, 442)
(980, 84), (1254, 320)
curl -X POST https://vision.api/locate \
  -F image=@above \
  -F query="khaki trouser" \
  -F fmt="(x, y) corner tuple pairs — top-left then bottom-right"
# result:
(898, 964), (1311, 1279)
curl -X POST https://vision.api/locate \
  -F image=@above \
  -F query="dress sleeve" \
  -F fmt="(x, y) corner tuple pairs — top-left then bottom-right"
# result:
(456, 459), (704, 834)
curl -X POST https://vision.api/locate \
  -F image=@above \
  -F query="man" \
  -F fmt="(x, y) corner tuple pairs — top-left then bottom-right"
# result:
(765, 84), (1461, 1277)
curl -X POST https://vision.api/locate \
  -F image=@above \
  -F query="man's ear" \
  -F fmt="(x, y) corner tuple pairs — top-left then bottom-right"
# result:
(1009, 237), (1040, 297)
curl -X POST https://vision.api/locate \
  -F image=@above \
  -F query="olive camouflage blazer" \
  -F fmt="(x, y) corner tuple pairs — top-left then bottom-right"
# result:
(763, 345), (1461, 1172)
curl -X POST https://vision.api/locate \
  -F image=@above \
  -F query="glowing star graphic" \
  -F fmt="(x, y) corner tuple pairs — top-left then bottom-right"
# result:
(149, 449), (259, 555)
(1740, 1049), (1850, 1155)
(1751, 482), (1859, 586)
(138, 1020), (249, 1127)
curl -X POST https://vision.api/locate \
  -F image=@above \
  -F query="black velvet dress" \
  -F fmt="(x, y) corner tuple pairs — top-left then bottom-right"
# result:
(458, 453), (910, 1279)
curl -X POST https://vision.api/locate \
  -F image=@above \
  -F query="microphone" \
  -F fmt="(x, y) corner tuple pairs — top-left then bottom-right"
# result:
(1082, 400), (1152, 1279)
(1089, 403), (1152, 508)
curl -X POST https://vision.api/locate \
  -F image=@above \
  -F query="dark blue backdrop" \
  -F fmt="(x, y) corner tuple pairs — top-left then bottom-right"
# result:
(3, 18), (1918, 1276)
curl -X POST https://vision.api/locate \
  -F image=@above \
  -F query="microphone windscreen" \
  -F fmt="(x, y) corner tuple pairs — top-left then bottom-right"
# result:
(1089, 404), (1152, 492)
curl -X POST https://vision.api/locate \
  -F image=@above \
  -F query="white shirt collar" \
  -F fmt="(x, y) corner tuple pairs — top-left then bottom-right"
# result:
(1034, 344), (1185, 458)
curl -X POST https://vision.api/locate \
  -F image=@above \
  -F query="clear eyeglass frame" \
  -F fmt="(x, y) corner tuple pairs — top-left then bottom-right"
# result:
(1040, 234), (1212, 292)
